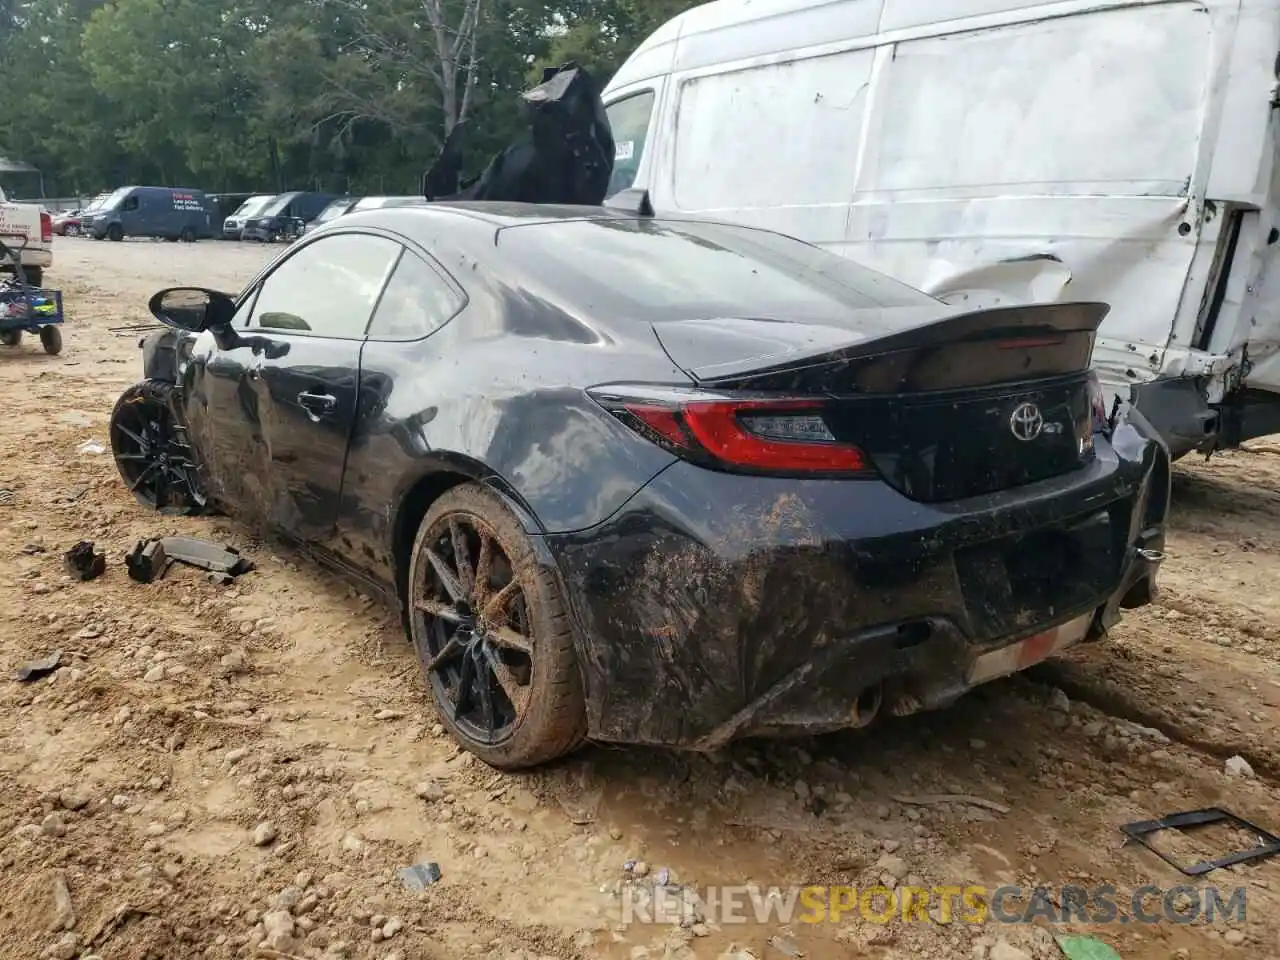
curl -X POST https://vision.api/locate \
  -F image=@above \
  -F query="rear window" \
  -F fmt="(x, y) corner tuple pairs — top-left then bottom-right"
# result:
(495, 217), (938, 321)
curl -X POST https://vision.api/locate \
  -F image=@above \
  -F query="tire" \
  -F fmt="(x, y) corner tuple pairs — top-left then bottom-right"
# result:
(407, 483), (586, 769)
(0, 331), (20, 347)
(180, 227), (197, 243)
(64, 224), (79, 237)
(39, 326), (61, 355)
(106, 224), (123, 242)
(109, 379), (207, 514)
(24, 267), (42, 288)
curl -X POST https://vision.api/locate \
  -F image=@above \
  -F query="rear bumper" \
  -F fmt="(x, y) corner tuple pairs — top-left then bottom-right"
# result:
(545, 411), (1170, 748)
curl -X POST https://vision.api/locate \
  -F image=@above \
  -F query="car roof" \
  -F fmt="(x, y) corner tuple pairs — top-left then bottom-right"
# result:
(337, 200), (661, 234)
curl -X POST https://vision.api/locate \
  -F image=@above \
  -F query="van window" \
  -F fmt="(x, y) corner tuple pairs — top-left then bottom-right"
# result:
(872, 4), (1210, 196)
(671, 48), (873, 210)
(604, 91), (655, 197)
(101, 187), (132, 210)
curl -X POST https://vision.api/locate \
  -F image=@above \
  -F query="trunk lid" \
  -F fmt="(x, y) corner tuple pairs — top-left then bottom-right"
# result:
(651, 302), (1108, 502)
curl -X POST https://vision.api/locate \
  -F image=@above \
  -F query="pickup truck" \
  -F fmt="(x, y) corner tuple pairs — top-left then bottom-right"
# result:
(0, 186), (52, 287)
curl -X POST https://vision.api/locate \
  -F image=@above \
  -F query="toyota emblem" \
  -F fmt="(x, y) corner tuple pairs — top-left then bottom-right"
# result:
(1009, 402), (1044, 442)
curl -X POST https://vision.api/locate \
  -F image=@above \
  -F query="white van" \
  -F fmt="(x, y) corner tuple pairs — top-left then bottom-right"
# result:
(601, 0), (1280, 459)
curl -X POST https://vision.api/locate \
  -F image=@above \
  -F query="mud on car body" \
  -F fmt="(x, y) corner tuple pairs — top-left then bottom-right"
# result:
(109, 202), (1170, 769)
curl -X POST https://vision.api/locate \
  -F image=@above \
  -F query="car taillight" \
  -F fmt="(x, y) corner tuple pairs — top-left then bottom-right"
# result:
(588, 384), (873, 477)
(40, 212), (52, 243)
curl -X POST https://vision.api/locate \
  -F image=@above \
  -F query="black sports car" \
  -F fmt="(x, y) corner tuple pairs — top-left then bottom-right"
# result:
(109, 201), (1170, 769)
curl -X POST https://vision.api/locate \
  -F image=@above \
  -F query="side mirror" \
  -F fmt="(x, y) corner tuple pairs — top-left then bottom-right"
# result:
(148, 286), (236, 332)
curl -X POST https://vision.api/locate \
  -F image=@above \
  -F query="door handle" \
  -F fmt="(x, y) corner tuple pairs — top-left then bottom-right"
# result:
(297, 390), (337, 421)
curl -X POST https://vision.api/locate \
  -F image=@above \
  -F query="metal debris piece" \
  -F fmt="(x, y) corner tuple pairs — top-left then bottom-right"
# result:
(125, 539), (170, 584)
(891, 793), (1011, 815)
(397, 862), (443, 890)
(56, 484), (89, 504)
(15, 651), (63, 682)
(64, 541), (106, 581)
(0, 488), (14, 505)
(1119, 807), (1280, 876)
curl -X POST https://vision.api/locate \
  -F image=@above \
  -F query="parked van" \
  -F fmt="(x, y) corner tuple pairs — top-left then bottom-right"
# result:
(85, 186), (214, 242)
(602, 0), (1280, 458)
(241, 192), (338, 242)
(221, 194), (277, 240)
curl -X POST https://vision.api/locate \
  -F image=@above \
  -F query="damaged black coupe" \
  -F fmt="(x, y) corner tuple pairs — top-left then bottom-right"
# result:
(109, 201), (1170, 768)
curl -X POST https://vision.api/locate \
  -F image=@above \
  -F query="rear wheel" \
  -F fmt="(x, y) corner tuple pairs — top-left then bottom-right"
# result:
(0, 331), (21, 347)
(39, 326), (61, 355)
(109, 380), (207, 514)
(24, 267), (42, 288)
(65, 224), (80, 237)
(407, 484), (586, 769)
(106, 224), (123, 242)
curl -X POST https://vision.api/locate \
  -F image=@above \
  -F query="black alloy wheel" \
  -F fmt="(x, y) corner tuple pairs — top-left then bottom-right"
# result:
(408, 484), (586, 769)
(109, 380), (207, 514)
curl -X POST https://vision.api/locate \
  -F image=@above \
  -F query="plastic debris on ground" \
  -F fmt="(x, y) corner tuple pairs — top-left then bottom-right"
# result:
(126, 536), (254, 584)
(63, 540), (105, 581)
(1057, 936), (1123, 960)
(397, 862), (443, 890)
(76, 440), (105, 455)
(15, 651), (63, 682)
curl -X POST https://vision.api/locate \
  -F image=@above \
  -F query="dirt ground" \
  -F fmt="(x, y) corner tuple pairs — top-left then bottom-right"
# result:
(0, 238), (1278, 960)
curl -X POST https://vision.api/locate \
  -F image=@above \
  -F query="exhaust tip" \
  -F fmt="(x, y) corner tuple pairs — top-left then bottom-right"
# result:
(850, 684), (883, 728)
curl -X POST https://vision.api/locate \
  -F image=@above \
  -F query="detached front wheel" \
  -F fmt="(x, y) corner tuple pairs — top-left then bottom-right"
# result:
(408, 484), (586, 769)
(109, 380), (207, 514)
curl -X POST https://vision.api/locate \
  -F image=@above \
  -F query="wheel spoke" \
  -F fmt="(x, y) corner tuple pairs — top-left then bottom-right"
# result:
(484, 648), (530, 715)
(475, 650), (498, 736)
(115, 423), (148, 449)
(129, 460), (160, 492)
(483, 580), (521, 621)
(115, 453), (150, 462)
(153, 462), (167, 510)
(424, 547), (466, 602)
(455, 648), (476, 714)
(489, 624), (533, 654)
(449, 519), (474, 595)
(423, 636), (463, 672)
(415, 598), (462, 623)
(472, 532), (492, 604)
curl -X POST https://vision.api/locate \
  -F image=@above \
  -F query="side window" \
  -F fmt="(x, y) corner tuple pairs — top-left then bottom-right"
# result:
(123, 194), (140, 211)
(604, 91), (655, 197)
(247, 233), (400, 338)
(367, 250), (463, 341)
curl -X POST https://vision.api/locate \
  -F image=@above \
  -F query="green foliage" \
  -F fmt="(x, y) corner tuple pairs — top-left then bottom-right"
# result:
(0, 0), (709, 198)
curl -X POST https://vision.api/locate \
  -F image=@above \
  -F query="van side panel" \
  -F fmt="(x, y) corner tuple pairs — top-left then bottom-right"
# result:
(666, 47), (874, 251)
(644, 0), (1223, 445)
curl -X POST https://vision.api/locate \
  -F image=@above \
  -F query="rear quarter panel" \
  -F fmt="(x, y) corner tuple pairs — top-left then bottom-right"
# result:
(335, 270), (689, 588)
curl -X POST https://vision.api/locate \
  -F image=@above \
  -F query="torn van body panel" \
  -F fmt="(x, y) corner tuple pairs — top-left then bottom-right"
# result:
(603, 0), (1280, 458)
